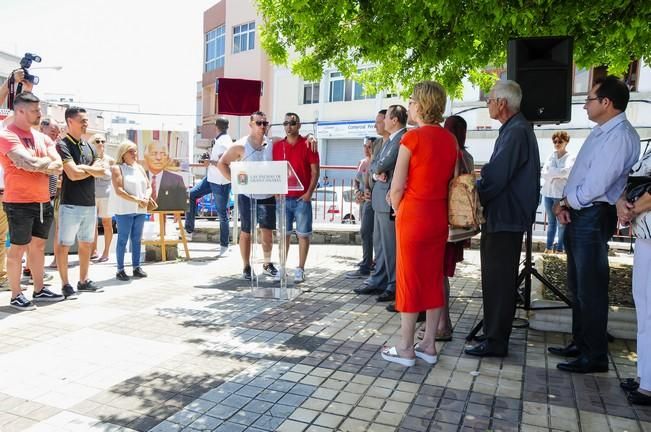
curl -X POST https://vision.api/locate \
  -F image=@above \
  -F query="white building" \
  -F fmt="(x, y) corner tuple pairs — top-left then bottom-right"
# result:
(199, 2), (651, 181)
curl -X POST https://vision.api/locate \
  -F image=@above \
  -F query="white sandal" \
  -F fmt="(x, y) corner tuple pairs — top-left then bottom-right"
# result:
(414, 343), (438, 365)
(381, 346), (416, 367)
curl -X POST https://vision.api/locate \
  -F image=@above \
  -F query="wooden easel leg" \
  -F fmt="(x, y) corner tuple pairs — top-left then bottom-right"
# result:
(177, 214), (190, 259)
(159, 213), (166, 261)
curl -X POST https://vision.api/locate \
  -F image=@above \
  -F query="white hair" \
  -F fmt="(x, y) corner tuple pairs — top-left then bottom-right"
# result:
(491, 80), (522, 112)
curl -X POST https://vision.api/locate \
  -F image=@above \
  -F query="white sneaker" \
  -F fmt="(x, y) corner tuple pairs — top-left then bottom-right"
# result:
(184, 231), (193, 241)
(218, 246), (229, 257)
(294, 267), (305, 283)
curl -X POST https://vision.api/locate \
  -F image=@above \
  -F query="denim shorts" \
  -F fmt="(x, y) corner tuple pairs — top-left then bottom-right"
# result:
(59, 204), (97, 245)
(3, 202), (54, 245)
(238, 195), (276, 234)
(279, 198), (313, 237)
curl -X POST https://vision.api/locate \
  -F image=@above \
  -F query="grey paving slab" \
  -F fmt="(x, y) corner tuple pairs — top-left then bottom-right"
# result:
(0, 244), (647, 432)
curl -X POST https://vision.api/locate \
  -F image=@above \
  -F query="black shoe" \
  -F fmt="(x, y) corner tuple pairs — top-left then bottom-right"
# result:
(346, 269), (371, 279)
(628, 390), (651, 405)
(32, 287), (64, 302)
(621, 378), (640, 392)
(116, 270), (130, 281)
(22, 268), (31, 277)
(548, 342), (581, 357)
(243, 265), (252, 281)
(386, 303), (397, 313)
(376, 291), (395, 302)
(464, 341), (507, 357)
(556, 356), (608, 374)
(263, 263), (278, 277)
(132, 267), (148, 278)
(354, 285), (383, 295)
(62, 283), (78, 300)
(77, 280), (104, 293)
(473, 334), (487, 342)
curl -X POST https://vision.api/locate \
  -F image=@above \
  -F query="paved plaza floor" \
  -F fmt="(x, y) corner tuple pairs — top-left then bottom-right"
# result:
(0, 242), (647, 432)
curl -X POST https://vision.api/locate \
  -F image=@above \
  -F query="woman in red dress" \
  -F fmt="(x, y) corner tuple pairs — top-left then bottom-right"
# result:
(382, 81), (458, 367)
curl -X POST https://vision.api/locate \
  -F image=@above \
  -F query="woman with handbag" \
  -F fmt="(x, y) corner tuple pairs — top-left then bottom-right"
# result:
(109, 141), (152, 281)
(617, 147), (651, 405)
(382, 81), (457, 367)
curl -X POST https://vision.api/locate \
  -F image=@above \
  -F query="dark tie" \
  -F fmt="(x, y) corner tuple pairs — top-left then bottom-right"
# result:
(151, 175), (157, 200)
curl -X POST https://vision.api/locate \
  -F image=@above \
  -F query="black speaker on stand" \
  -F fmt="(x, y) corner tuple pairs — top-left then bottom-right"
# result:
(507, 36), (573, 124)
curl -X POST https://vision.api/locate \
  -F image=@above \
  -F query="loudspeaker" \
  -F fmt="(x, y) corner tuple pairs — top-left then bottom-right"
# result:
(507, 36), (573, 124)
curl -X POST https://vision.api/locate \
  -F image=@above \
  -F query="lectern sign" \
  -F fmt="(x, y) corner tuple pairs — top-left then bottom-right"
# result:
(231, 161), (288, 195)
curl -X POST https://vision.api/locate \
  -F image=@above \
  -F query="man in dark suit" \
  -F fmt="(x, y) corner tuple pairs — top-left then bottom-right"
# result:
(369, 105), (408, 302)
(144, 140), (188, 211)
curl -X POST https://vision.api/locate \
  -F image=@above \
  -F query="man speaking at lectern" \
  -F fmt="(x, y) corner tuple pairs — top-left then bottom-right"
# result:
(272, 113), (320, 283)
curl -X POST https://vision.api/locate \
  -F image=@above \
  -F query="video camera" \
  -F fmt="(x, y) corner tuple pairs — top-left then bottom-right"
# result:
(7, 52), (41, 110)
(19, 53), (41, 85)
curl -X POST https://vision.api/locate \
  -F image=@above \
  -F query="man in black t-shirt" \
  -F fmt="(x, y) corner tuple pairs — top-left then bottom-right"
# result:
(55, 107), (109, 299)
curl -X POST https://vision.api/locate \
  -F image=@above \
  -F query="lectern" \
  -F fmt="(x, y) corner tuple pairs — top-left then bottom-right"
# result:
(230, 160), (303, 300)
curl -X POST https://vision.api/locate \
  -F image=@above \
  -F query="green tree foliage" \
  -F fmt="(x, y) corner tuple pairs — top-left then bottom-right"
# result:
(256, 0), (651, 97)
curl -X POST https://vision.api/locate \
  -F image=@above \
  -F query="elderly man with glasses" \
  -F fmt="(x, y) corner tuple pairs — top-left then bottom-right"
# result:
(464, 80), (541, 358)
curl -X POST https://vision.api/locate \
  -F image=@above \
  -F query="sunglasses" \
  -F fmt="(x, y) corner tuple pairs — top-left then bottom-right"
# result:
(254, 120), (269, 127)
(283, 120), (298, 126)
(94, 139), (106, 144)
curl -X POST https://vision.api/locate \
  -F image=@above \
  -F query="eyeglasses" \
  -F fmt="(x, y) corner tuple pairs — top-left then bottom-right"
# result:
(254, 120), (269, 127)
(552, 139), (563, 144)
(94, 139), (106, 144)
(283, 120), (298, 126)
(585, 96), (602, 103)
(486, 97), (501, 105)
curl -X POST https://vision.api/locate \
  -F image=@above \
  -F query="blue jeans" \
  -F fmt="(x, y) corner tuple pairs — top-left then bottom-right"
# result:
(543, 196), (565, 251)
(278, 197), (313, 237)
(184, 177), (212, 233)
(565, 203), (617, 362)
(209, 182), (232, 247)
(115, 213), (146, 271)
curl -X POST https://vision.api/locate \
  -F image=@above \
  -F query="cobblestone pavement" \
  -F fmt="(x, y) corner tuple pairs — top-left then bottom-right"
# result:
(0, 243), (647, 432)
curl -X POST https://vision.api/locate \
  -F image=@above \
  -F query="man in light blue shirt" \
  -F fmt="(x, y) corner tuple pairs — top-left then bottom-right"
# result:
(550, 76), (640, 373)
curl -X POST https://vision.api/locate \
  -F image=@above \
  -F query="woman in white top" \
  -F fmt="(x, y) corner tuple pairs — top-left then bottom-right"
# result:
(617, 147), (651, 404)
(110, 141), (151, 281)
(541, 131), (575, 253)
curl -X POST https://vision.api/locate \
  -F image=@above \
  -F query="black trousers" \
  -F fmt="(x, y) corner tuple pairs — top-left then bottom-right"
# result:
(480, 231), (524, 353)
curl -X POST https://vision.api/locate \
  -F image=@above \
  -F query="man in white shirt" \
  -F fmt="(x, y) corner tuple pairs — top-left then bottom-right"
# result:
(206, 118), (232, 255)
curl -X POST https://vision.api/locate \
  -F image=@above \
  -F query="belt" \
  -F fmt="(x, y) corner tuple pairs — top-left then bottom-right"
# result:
(592, 201), (611, 206)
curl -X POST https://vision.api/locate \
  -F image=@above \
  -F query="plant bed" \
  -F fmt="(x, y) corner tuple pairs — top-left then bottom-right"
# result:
(540, 254), (633, 308)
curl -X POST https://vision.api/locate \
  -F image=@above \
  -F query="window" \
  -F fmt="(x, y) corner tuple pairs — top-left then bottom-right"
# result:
(233, 21), (255, 54)
(205, 26), (225, 72)
(328, 71), (375, 102)
(303, 82), (320, 104)
(573, 66), (590, 94)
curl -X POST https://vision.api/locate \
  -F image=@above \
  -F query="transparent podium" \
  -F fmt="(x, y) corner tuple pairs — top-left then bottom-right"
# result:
(230, 160), (303, 300)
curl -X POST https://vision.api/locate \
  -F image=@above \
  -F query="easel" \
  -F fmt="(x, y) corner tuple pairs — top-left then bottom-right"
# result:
(142, 211), (190, 261)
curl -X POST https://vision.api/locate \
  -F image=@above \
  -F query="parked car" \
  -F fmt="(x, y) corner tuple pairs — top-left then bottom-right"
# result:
(311, 187), (360, 224)
(197, 190), (235, 220)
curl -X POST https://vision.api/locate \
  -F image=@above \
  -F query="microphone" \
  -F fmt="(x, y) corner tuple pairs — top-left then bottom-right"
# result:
(241, 139), (269, 162)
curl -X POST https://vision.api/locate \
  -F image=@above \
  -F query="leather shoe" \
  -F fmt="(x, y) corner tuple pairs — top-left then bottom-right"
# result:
(556, 356), (608, 374)
(628, 390), (651, 405)
(354, 285), (383, 295)
(376, 291), (395, 302)
(621, 378), (640, 392)
(386, 303), (397, 313)
(464, 341), (507, 357)
(548, 343), (580, 357)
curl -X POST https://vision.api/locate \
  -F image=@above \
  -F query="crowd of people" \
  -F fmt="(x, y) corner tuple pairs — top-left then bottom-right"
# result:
(2, 69), (651, 405)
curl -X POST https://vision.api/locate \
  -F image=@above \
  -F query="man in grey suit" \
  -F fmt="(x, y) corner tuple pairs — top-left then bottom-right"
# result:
(370, 105), (407, 302)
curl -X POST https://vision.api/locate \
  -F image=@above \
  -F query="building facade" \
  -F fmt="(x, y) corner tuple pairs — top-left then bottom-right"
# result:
(199, 4), (651, 179)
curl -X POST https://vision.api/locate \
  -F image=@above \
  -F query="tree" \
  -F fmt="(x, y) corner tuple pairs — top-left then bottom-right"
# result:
(256, 0), (651, 97)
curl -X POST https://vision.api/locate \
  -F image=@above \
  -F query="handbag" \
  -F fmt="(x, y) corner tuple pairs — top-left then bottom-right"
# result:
(448, 146), (485, 230)
(626, 175), (651, 203)
(147, 197), (158, 212)
(448, 225), (480, 242)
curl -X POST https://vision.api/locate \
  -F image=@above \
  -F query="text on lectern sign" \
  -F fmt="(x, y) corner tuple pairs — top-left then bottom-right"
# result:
(230, 161), (288, 195)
